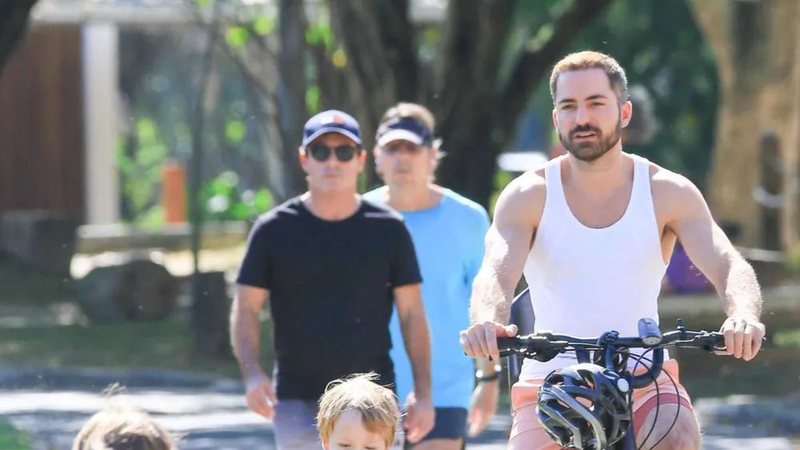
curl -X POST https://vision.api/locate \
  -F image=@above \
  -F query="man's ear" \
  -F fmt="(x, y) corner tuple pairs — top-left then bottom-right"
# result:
(299, 148), (310, 173)
(620, 100), (633, 128)
(357, 148), (367, 173)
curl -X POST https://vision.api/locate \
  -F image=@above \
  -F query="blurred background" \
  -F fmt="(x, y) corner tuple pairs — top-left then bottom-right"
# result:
(0, 1), (798, 449)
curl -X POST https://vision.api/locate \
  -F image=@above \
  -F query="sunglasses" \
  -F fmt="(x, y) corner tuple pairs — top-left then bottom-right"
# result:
(306, 143), (360, 162)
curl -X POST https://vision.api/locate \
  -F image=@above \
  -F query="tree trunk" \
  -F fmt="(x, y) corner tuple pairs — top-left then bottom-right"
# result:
(276, 0), (310, 199)
(689, 0), (800, 249)
(332, 0), (612, 207)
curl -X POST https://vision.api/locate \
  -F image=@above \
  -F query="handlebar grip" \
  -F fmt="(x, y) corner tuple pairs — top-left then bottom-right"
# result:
(638, 318), (663, 346)
(497, 337), (518, 352)
(713, 333), (725, 348)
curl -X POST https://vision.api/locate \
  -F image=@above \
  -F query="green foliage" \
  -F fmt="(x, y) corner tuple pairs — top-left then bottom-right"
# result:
(521, 0), (718, 188)
(253, 15), (277, 36)
(0, 419), (31, 450)
(117, 118), (169, 228)
(225, 26), (249, 49)
(200, 171), (274, 222)
(306, 84), (321, 114)
(225, 120), (247, 144)
(774, 327), (800, 347)
(305, 22), (334, 51)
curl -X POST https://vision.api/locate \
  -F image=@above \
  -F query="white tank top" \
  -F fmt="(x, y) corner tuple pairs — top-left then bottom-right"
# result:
(519, 154), (668, 379)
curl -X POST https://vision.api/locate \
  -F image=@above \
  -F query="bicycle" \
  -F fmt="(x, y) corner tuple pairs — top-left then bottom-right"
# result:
(496, 317), (757, 450)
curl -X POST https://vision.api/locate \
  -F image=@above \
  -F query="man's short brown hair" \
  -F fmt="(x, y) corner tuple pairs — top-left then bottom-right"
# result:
(550, 51), (628, 103)
(316, 373), (400, 447)
(72, 397), (178, 450)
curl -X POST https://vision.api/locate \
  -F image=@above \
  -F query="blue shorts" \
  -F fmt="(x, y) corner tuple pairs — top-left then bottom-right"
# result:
(415, 407), (468, 443)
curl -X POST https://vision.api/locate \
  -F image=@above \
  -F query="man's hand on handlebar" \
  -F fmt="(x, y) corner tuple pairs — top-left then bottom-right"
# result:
(460, 321), (519, 361)
(719, 316), (766, 361)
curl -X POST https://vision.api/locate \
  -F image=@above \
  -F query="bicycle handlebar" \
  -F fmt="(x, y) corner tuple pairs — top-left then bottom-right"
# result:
(497, 328), (725, 357)
(497, 318), (764, 388)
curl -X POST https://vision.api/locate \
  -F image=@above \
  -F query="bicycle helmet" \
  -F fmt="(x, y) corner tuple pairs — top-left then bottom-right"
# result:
(537, 363), (632, 449)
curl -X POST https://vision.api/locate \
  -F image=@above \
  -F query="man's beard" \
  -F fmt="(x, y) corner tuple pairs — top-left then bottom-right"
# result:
(559, 119), (622, 162)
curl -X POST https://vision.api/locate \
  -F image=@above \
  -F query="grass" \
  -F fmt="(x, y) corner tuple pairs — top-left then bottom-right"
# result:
(0, 418), (32, 450)
(0, 318), (275, 379)
(774, 327), (800, 347)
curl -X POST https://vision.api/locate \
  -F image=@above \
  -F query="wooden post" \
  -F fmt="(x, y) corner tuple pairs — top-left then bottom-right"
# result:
(757, 132), (782, 251)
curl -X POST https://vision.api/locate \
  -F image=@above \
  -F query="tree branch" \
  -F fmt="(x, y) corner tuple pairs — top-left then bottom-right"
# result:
(472, 2), (515, 88)
(499, 0), (614, 124)
(373, 0), (418, 100)
(438, 0), (480, 122)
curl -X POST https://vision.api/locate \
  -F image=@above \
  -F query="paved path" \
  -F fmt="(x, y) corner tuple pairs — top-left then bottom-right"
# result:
(1, 367), (797, 450)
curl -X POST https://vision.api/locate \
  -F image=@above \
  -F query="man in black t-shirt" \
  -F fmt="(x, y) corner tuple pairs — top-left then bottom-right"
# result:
(231, 109), (434, 450)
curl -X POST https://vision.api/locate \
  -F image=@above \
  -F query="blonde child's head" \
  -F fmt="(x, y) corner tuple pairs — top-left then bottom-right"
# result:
(317, 373), (400, 450)
(72, 395), (177, 450)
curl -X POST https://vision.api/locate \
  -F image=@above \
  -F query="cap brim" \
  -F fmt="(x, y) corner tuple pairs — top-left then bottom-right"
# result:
(377, 129), (424, 147)
(303, 127), (362, 146)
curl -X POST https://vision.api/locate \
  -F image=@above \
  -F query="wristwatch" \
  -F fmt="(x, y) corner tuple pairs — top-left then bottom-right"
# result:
(475, 364), (503, 382)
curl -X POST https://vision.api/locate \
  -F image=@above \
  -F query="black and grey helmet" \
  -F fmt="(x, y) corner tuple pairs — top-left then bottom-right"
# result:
(537, 363), (632, 449)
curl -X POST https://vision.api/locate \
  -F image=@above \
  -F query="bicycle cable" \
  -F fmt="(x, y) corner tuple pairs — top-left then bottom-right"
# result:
(627, 351), (683, 450)
(629, 349), (659, 450)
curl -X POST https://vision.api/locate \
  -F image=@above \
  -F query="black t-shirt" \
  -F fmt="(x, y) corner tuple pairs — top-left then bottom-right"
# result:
(236, 197), (422, 399)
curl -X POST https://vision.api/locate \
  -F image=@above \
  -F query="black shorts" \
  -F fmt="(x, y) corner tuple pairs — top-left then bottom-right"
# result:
(416, 407), (468, 442)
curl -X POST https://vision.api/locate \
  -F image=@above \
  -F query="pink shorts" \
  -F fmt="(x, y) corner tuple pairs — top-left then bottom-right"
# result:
(508, 360), (693, 450)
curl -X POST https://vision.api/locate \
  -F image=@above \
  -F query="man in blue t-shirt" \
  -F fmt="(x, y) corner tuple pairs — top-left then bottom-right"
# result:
(364, 103), (498, 450)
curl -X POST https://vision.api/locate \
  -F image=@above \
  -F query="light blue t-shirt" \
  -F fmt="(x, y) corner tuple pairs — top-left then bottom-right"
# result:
(363, 187), (490, 409)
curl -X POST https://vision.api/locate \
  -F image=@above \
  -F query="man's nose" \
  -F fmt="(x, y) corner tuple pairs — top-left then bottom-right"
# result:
(393, 148), (413, 161)
(575, 106), (592, 125)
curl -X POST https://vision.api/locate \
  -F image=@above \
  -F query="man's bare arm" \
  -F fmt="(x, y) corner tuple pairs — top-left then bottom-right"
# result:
(230, 284), (269, 376)
(662, 174), (764, 360)
(394, 283), (434, 442)
(394, 283), (432, 400)
(463, 174), (542, 360)
(230, 284), (278, 418)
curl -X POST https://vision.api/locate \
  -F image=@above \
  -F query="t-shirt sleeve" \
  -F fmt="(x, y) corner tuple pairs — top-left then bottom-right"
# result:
(236, 219), (274, 289)
(390, 221), (422, 287)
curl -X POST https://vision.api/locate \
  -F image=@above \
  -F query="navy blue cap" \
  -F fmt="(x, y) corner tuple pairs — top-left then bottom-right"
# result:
(376, 116), (433, 147)
(302, 110), (362, 146)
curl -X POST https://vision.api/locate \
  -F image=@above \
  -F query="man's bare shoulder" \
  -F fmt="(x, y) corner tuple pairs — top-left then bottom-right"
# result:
(493, 164), (549, 227)
(646, 160), (706, 216)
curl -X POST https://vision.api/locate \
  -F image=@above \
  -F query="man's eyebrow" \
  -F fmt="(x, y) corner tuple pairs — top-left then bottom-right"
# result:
(557, 94), (609, 105)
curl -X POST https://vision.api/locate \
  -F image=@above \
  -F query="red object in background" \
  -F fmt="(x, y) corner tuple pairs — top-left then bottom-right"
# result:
(162, 161), (186, 224)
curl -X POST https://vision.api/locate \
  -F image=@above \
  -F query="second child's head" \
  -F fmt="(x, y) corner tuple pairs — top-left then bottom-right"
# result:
(72, 395), (177, 450)
(317, 373), (400, 450)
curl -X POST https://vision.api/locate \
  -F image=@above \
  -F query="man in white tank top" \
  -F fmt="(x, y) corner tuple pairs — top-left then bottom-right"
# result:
(460, 51), (765, 450)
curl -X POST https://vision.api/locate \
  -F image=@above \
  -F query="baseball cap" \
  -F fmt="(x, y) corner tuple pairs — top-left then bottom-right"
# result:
(376, 116), (433, 148)
(302, 110), (362, 147)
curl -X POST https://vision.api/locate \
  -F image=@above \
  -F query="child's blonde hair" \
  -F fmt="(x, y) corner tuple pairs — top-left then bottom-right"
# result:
(317, 373), (400, 447)
(72, 395), (178, 450)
